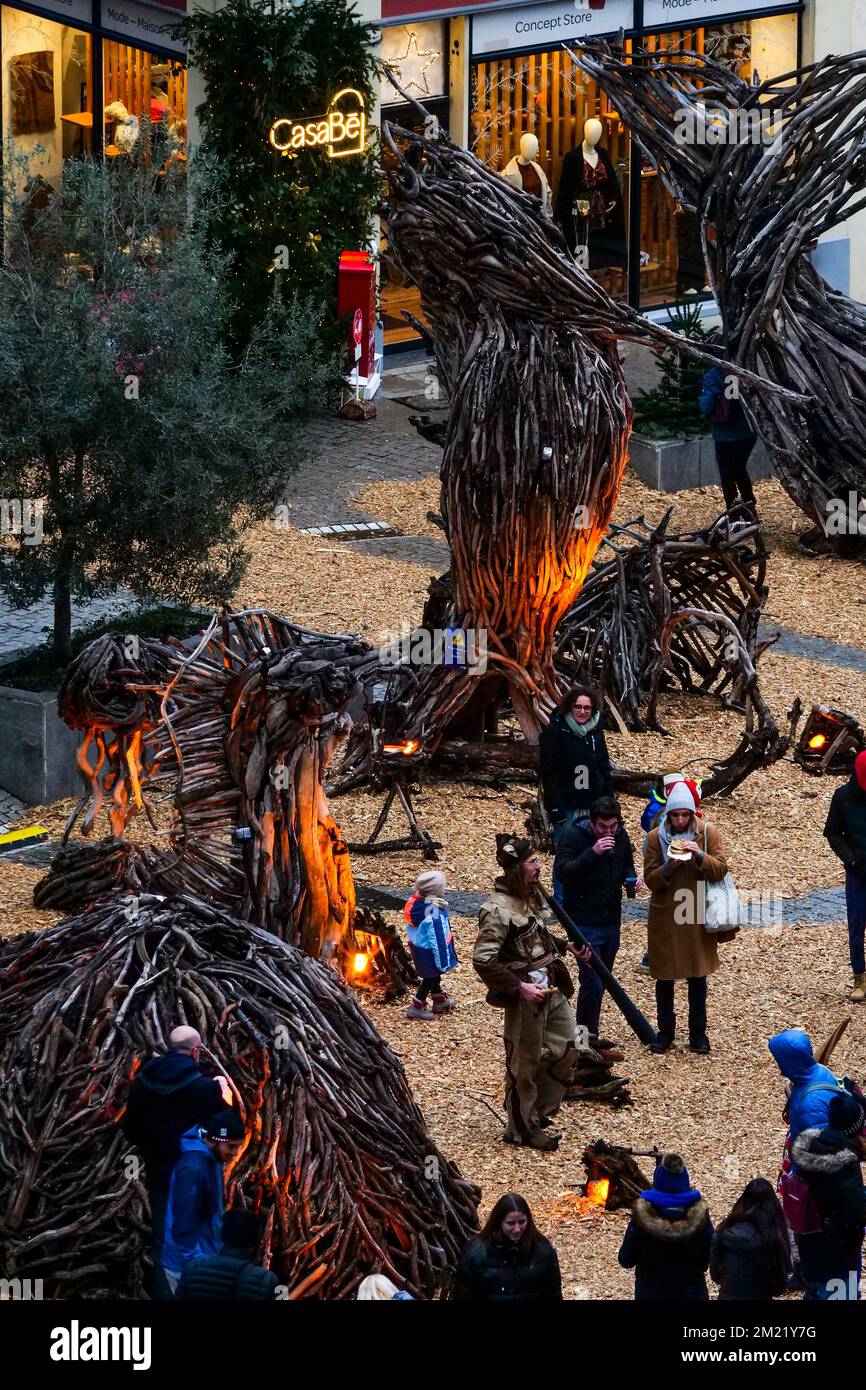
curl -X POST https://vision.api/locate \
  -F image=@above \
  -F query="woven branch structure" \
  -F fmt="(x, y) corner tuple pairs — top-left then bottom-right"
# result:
(0, 894), (478, 1297)
(571, 40), (866, 547)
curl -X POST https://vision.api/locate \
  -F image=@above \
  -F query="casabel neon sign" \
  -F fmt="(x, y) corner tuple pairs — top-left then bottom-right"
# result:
(269, 87), (367, 159)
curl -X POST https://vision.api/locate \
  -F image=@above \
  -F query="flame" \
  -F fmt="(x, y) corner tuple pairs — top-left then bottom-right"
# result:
(586, 1178), (609, 1207)
(808, 734), (828, 750)
(383, 739), (421, 756)
(352, 952), (370, 975)
(554, 1177), (611, 1219)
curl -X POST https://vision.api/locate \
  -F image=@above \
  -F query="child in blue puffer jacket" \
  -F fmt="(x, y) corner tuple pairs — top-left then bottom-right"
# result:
(404, 870), (458, 1020)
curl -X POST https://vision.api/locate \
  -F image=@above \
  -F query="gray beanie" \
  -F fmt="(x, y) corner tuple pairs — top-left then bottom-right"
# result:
(415, 870), (446, 897)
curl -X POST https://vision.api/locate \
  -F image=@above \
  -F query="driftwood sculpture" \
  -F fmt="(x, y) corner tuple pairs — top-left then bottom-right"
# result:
(0, 894), (478, 1297)
(380, 97), (800, 762)
(571, 40), (866, 549)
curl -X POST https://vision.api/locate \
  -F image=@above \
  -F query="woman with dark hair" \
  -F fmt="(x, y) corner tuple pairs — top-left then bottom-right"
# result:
(710, 1179), (792, 1300)
(539, 684), (613, 903)
(455, 1193), (563, 1300)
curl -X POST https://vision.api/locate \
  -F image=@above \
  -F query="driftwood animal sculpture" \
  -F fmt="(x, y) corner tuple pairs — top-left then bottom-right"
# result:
(380, 100), (800, 766)
(0, 894), (478, 1297)
(571, 40), (866, 549)
(51, 612), (381, 960)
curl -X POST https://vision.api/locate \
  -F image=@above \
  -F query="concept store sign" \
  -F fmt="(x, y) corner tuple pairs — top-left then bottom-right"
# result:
(269, 89), (367, 159)
(643, 0), (790, 24)
(472, 0), (632, 55)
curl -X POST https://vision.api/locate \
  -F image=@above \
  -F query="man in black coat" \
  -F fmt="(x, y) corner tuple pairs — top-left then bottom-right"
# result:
(554, 795), (640, 1043)
(824, 750), (866, 1002)
(123, 1025), (227, 1297)
(176, 1208), (280, 1301)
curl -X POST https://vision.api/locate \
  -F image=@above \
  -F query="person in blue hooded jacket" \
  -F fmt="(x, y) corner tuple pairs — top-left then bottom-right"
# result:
(768, 1029), (844, 1140)
(162, 1107), (245, 1295)
(699, 363), (757, 515)
(403, 869), (459, 1020)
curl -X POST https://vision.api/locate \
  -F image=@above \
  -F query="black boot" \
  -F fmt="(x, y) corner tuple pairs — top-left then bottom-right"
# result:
(650, 1032), (675, 1054)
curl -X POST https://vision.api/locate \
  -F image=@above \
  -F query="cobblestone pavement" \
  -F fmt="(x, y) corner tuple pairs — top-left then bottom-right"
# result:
(0, 586), (141, 666)
(0, 789), (26, 834)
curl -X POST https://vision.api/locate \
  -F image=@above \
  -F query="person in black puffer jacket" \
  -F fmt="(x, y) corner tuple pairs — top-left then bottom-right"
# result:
(791, 1091), (866, 1301)
(619, 1153), (713, 1301)
(176, 1208), (280, 1301)
(824, 750), (866, 1002)
(539, 685), (612, 903)
(710, 1178), (791, 1300)
(456, 1193), (562, 1300)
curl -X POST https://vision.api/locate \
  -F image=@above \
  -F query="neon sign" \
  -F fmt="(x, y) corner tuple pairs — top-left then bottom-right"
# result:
(269, 87), (367, 159)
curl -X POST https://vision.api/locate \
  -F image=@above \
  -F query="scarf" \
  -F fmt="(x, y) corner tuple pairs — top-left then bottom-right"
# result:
(657, 813), (702, 860)
(639, 1187), (702, 1210)
(564, 710), (599, 738)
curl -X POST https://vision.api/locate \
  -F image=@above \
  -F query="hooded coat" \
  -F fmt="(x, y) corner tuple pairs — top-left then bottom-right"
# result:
(791, 1127), (866, 1285)
(162, 1127), (225, 1275)
(618, 1196), (713, 1301)
(768, 1030), (842, 1140)
(123, 1052), (224, 1189)
(643, 819), (728, 980)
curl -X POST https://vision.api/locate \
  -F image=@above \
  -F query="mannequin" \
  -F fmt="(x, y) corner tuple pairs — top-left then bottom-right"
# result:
(554, 117), (627, 271)
(502, 132), (553, 218)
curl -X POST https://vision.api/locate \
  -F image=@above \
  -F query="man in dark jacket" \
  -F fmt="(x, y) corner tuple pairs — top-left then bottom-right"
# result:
(791, 1091), (866, 1300)
(555, 796), (640, 1042)
(123, 1025), (227, 1298)
(619, 1153), (713, 1301)
(162, 1107), (246, 1295)
(824, 750), (866, 1002)
(176, 1208), (279, 1301)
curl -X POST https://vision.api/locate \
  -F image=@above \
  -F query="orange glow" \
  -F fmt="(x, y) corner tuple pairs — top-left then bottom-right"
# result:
(352, 952), (370, 975)
(555, 1177), (611, 1219)
(587, 1178), (609, 1207)
(383, 739), (421, 756)
(808, 734), (828, 750)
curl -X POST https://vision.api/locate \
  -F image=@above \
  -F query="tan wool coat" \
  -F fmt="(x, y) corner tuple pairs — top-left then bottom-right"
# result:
(643, 821), (729, 981)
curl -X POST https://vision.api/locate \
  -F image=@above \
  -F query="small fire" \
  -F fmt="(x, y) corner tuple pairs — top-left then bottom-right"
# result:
(555, 1177), (610, 1219)
(383, 739), (421, 756)
(586, 1178), (609, 1207)
(808, 734), (828, 751)
(352, 952), (370, 975)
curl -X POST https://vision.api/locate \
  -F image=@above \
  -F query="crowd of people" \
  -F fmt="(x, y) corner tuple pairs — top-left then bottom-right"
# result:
(118, 686), (866, 1299)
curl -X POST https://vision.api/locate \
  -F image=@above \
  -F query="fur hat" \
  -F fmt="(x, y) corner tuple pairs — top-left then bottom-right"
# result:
(495, 834), (534, 867)
(828, 1090), (865, 1138)
(665, 782), (697, 816)
(651, 1152), (692, 1195)
(415, 870), (446, 897)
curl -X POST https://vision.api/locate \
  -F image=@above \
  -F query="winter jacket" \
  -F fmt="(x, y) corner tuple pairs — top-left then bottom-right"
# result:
(162, 1127), (224, 1275)
(618, 1197), (713, 1301)
(176, 1246), (280, 1300)
(473, 880), (574, 1007)
(791, 1128), (866, 1285)
(539, 712), (613, 826)
(555, 819), (636, 930)
(710, 1220), (787, 1300)
(824, 775), (866, 880)
(699, 366), (757, 443)
(455, 1233), (562, 1300)
(643, 821), (728, 980)
(403, 894), (458, 978)
(123, 1052), (224, 1189)
(768, 1030), (843, 1140)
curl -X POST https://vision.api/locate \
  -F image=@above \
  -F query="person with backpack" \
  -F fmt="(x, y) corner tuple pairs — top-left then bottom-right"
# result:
(618, 1153), (713, 1300)
(823, 749), (866, 1002)
(403, 869), (458, 1020)
(710, 1178), (792, 1300)
(768, 1029), (843, 1140)
(699, 362), (757, 515)
(791, 1091), (866, 1300)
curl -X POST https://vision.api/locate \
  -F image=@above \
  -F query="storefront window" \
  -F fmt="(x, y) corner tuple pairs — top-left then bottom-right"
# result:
(470, 47), (630, 300)
(638, 13), (799, 309)
(380, 20), (448, 347)
(103, 41), (187, 164)
(1, 6), (92, 188)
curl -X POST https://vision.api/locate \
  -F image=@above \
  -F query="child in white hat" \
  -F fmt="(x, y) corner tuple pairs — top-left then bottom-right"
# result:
(403, 870), (458, 1020)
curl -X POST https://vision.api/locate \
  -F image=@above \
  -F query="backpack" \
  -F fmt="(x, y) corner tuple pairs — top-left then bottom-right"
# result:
(777, 1080), (849, 1235)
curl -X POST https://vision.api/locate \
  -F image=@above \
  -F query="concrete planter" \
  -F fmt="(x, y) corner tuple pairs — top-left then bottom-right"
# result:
(628, 432), (772, 493)
(0, 685), (82, 805)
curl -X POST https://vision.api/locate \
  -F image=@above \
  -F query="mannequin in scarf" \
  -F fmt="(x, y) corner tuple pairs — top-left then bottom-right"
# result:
(539, 684), (613, 904)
